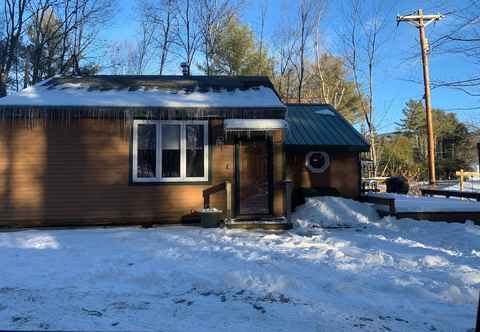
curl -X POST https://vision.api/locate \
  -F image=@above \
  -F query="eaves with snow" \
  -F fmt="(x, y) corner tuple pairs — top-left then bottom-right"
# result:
(0, 75), (286, 109)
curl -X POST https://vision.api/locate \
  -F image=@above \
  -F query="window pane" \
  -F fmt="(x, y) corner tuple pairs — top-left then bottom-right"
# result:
(137, 124), (156, 178)
(186, 124), (205, 177)
(162, 124), (180, 177)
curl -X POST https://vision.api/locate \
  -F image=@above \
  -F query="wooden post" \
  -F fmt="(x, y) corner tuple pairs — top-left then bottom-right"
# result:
(397, 9), (444, 185)
(418, 9), (436, 185)
(283, 180), (293, 220)
(225, 181), (232, 219)
(477, 142), (480, 173)
(476, 290), (480, 332)
(460, 169), (464, 192)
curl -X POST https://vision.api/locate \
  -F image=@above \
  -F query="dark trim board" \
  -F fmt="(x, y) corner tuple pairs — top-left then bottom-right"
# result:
(284, 145), (370, 153)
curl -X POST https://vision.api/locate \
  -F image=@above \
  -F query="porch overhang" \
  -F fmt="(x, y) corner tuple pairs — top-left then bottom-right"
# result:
(224, 119), (288, 131)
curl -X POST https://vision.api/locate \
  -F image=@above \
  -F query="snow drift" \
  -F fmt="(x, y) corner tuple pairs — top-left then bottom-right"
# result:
(292, 196), (379, 228)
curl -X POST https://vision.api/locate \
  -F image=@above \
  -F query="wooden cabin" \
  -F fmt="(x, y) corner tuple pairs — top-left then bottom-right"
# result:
(0, 76), (368, 229)
(284, 104), (370, 208)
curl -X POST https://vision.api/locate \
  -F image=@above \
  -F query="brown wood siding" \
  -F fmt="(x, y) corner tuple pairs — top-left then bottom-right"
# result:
(0, 118), (285, 227)
(286, 150), (360, 206)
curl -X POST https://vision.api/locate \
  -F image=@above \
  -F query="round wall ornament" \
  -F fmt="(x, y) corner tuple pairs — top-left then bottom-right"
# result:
(305, 151), (330, 173)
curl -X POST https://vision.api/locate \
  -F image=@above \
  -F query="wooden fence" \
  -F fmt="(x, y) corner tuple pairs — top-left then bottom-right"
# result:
(455, 169), (480, 192)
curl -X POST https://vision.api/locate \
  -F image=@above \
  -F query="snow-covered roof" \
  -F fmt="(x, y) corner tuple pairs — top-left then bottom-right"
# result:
(0, 75), (285, 109)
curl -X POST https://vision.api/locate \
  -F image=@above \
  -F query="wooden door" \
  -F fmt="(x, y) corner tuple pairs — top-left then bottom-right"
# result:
(235, 138), (272, 216)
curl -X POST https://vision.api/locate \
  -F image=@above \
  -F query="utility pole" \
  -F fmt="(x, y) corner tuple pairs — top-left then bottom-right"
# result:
(397, 9), (444, 185)
(476, 290), (479, 332)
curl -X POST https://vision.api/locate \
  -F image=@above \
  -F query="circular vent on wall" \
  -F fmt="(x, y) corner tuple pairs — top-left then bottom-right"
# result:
(305, 151), (330, 173)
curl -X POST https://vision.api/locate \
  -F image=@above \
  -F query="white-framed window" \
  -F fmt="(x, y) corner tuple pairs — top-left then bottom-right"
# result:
(132, 120), (209, 183)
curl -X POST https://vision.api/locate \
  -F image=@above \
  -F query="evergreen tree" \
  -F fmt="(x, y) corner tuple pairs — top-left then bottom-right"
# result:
(201, 16), (273, 76)
(388, 99), (474, 178)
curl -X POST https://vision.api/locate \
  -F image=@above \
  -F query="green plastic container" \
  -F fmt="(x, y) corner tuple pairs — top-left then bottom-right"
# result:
(200, 209), (223, 228)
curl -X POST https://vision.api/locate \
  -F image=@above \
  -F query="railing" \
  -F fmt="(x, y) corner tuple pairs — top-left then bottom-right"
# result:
(203, 181), (232, 218)
(203, 180), (294, 221)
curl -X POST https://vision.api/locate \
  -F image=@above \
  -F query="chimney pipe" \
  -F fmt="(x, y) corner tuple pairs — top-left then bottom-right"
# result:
(181, 62), (190, 76)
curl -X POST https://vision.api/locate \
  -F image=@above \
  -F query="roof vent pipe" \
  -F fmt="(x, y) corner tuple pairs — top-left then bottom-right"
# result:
(181, 62), (190, 76)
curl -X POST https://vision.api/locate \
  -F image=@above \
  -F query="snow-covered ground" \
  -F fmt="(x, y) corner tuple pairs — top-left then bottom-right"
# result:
(1, 197), (479, 331)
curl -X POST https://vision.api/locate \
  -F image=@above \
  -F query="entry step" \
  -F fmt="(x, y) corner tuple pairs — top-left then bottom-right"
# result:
(224, 217), (292, 230)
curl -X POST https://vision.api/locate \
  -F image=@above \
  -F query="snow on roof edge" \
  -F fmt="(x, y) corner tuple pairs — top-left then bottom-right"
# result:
(0, 77), (286, 109)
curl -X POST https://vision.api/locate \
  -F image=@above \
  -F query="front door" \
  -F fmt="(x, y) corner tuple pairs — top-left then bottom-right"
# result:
(235, 137), (273, 216)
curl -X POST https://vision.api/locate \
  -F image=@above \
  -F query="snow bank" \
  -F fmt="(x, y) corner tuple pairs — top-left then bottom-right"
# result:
(292, 196), (379, 228)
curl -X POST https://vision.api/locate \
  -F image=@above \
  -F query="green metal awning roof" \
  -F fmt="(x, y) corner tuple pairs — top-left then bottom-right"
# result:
(285, 104), (370, 152)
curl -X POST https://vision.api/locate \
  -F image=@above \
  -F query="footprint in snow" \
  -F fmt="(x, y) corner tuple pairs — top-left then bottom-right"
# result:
(81, 308), (103, 317)
(38, 323), (50, 329)
(174, 299), (193, 306)
(253, 304), (266, 314)
(11, 316), (30, 324)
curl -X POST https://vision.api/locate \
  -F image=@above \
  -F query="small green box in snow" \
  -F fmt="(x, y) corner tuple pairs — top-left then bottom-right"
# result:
(200, 209), (223, 228)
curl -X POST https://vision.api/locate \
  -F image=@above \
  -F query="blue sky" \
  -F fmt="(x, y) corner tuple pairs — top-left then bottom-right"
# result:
(100, 0), (480, 133)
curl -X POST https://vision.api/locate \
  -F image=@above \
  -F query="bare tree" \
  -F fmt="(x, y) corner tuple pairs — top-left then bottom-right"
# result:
(340, 0), (389, 176)
(291, 0), (323, 103)
(27, 0), (77, 83)
(25, 0), (116, 82)
(257, 0), (267, 75)
(68, 0), (116, 75)
(196, 0), (236, 75)
(428, 1), (480, 96)
(172, 0), (201, 74)
(137, 0), (176, 75)
(312, 34), (346, 108)
(271, 6), (297, 102)
(0, 0), (29, 97)
(135, 9), (156, 74)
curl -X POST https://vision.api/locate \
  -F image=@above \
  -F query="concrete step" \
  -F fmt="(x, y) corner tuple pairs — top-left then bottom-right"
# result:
(224, 217), (292, 230)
